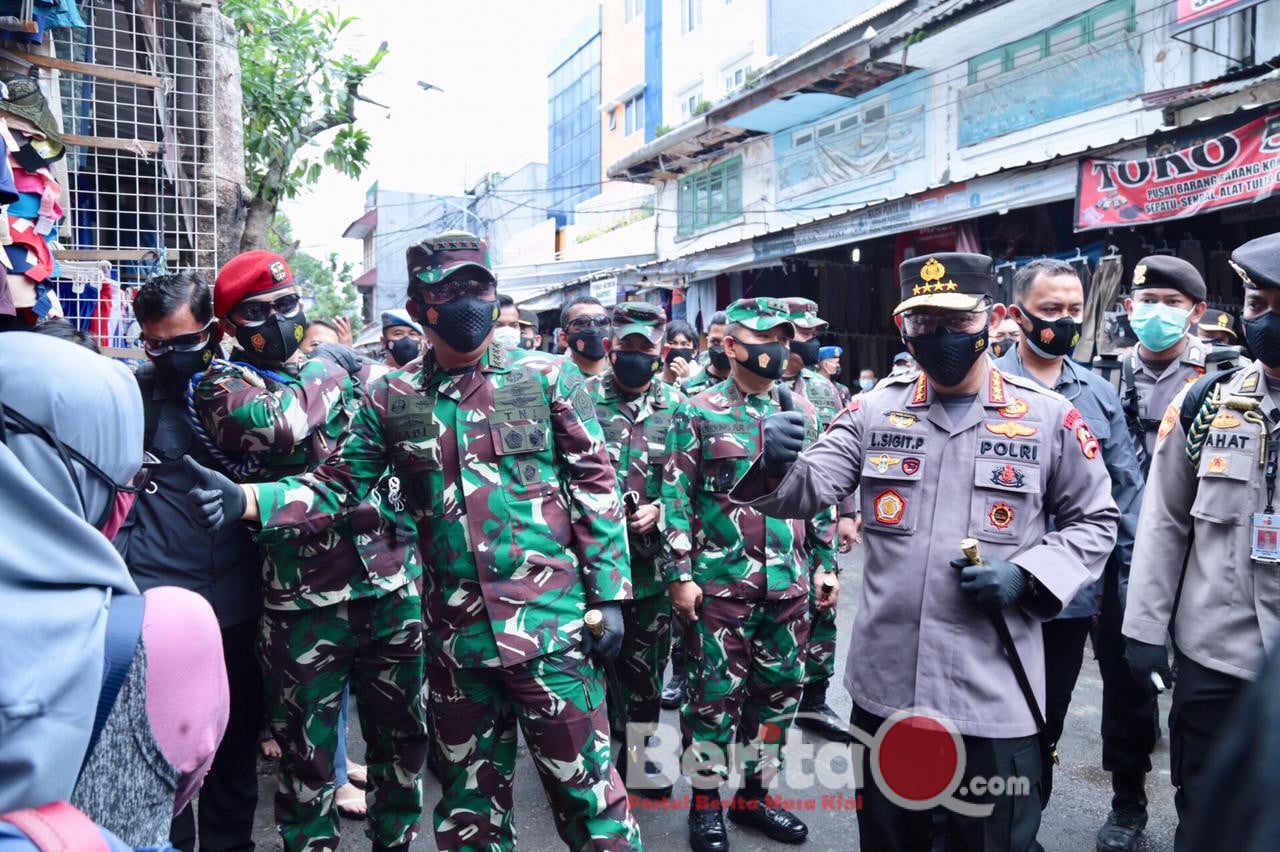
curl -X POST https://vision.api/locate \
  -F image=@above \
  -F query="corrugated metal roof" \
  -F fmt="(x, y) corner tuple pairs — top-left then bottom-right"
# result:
(342, 208), (376, 240)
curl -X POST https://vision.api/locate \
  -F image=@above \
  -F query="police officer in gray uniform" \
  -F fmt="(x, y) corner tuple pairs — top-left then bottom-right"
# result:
(995, 258), (1149, 851)
(1120, 256), (1210, 473)
(1123, 232), (1280, 850)
(734, 252), (1119, 852)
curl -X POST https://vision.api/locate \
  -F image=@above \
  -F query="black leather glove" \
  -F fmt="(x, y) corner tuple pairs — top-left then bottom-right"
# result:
(950, 557), (1028, 614)
(1124, 638), (1171, 696)
(309, 343), (363, 376)
(183, 455), (246, 531)
(583, 602), (625, 662)
(762, 405), (806, 478)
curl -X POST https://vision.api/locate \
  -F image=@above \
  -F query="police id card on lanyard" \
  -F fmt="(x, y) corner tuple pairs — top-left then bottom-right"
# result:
(1253, 436), (1280, 563)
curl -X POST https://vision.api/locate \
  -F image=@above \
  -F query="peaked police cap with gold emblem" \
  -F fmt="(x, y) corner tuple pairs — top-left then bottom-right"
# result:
(893, 253), (994, 316)
(1229, 232), (1280, 291)
(406, 230), (495, 293)
(725, 297), (796, 336)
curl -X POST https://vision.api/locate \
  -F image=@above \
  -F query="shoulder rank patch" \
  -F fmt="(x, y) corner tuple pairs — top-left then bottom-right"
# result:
(988, 369), (1008, 405)
(1157, 403), (1179, 442)
(1212, 411), (1242, 429)
(910, 374), (929, 406)
(986, 421), (1037, 438)
(571, 384), (596, 422)
(873, 488), (906, 525)
(886, 410), (917, 428)
(1240, 372), (1260, 393)
(997, 397), (1029, 419)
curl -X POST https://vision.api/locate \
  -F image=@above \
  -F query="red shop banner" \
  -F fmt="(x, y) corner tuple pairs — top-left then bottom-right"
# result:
(1075, 109), (1280, 232)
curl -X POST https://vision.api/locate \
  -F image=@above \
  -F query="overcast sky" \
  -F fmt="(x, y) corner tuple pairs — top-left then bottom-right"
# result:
(282, 1), (597, 262)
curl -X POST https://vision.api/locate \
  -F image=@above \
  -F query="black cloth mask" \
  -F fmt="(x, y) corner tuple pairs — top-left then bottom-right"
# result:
(791, 338), (821, 367)
(421, 295), (498, 353)
(733, 340), (789, 381)
(989, 339), (1015, 359)
(387, 337), (421, 367)
(907, 328), (989, 387)
(611, 350), (661, 390)
(568, 328), (608, 361)
(1017, 305), (1081, 359)
(152, 345), (216, 387)
(708, 345), (731, 374)
(1245, 312), (1280, 368)
(234, 310), (306, 366)
(666, 347), (695, 367)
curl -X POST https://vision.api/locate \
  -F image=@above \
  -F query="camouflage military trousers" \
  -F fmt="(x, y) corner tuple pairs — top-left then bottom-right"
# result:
(259, 583), (428, 851)
(804, 579), (838, 684)
(610, 592), (672, 742)
(681, 594), (810, 785)
(425, 647), (642, 851)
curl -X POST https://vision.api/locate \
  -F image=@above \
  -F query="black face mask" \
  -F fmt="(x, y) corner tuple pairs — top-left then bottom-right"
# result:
(989, 339), (1015, 359)
(732, 339), (789, 381)
(152, 345), (217, 387)
(568, 328), (608, 361)
(1016, 305), (1081, 359)
(519, 337), (536, 350)
(611, 350), (662, 390)
(791, 338), (821, 367)
(387, 337), (421, 367)
(906, 328), (989, 388)
(235, 310), (306, 366)
(666, 347), (695, 367)
(421, 295), (498, 354)
(708, 344), (731, 374)
(1244, 312), (1280, 368)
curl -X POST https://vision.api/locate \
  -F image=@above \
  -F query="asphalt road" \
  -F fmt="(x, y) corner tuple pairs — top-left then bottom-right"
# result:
(250, 546), (1178, 850)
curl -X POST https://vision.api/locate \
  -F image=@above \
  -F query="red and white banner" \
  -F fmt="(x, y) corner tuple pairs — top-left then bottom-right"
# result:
(1169, 0), (1265, 35)
(1075, 110), (1280, 232)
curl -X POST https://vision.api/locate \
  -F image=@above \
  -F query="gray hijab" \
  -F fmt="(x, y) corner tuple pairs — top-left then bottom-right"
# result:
(0, 332), (142, 813)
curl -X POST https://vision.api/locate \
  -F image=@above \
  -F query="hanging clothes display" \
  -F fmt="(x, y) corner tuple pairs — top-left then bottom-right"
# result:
(1076, 252), (1124, 361)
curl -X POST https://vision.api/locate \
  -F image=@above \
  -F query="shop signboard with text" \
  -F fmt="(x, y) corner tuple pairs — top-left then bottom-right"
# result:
(1169, 0), (1266, 35)
(1075, 109), (1280, 231)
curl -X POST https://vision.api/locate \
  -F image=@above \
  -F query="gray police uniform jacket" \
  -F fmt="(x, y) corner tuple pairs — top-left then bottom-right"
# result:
(1123, 361), (1279, 681)
(1123, 334), (1207, 462)
(731, 365), (1119, 738)
(996, 348), (1144, 619)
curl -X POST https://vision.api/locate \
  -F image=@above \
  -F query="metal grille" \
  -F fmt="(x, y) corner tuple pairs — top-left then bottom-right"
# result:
(20, 0), (216, 349)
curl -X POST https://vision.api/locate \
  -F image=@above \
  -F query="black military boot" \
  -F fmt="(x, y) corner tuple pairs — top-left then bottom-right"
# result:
(688, 787), (729, 852)
(1096, 772), (1148, 852)
(661, 654), (687, 710)
(794, 679), (853, 743)
(727, 775), (808, 844)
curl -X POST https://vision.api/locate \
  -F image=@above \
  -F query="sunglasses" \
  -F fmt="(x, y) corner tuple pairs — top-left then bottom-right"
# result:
(139, 320), (216, 356)
(412, 278), (496, 304)
(129, 451), (162, 494)
(567, 316), (611, 332)
(228, 293), (302, 326)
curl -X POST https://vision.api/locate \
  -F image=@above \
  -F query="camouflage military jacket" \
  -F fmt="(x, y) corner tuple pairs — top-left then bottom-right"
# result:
(683, 368), (728, 397)
(661, 378), (836, 599)
(253, 342), (633, 669)
(788, 368), (841, 431)
(194, 356), (418, 611)
(586, 372), (684, 599)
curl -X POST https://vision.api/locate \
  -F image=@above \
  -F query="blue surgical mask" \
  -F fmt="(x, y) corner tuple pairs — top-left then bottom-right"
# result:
(1129, 302), (1190, 353)
(858, 378), (875, 392)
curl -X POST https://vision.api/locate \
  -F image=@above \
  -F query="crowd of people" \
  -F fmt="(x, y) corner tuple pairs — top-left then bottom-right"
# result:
(0, 228), (1277, 852)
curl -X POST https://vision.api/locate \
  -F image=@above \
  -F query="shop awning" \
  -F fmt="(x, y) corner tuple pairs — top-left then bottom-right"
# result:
(342, 208), (377, 240)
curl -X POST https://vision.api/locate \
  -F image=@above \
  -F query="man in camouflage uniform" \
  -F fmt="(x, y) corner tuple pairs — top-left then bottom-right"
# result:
(187, 234), (641, 851)
(662, 297), (838, 852)
(187, 250), (428, 852)
(681, 311), (730, 398)
(586, 302), (684, 797)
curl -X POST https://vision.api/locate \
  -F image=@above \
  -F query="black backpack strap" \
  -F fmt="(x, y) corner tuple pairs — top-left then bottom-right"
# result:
(80, 593), (145, 780)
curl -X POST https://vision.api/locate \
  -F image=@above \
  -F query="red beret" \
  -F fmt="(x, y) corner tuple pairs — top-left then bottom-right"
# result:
(214, 250), (294, 319)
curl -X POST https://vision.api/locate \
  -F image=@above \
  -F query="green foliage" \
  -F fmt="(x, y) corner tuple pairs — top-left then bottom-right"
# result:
(654, 124), (672, 137)
(744, 69), (761, 89)
(269, 218), (360, 323)
(225, 0), (386, 247)
(692, 99), (712, 116)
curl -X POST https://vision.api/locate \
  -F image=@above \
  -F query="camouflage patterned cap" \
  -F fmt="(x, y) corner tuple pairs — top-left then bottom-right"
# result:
(725, 297), (796, 336)
(405, 230), (495, 290)
(611, 301), (666, 344)
(783, 297), (828, 330)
